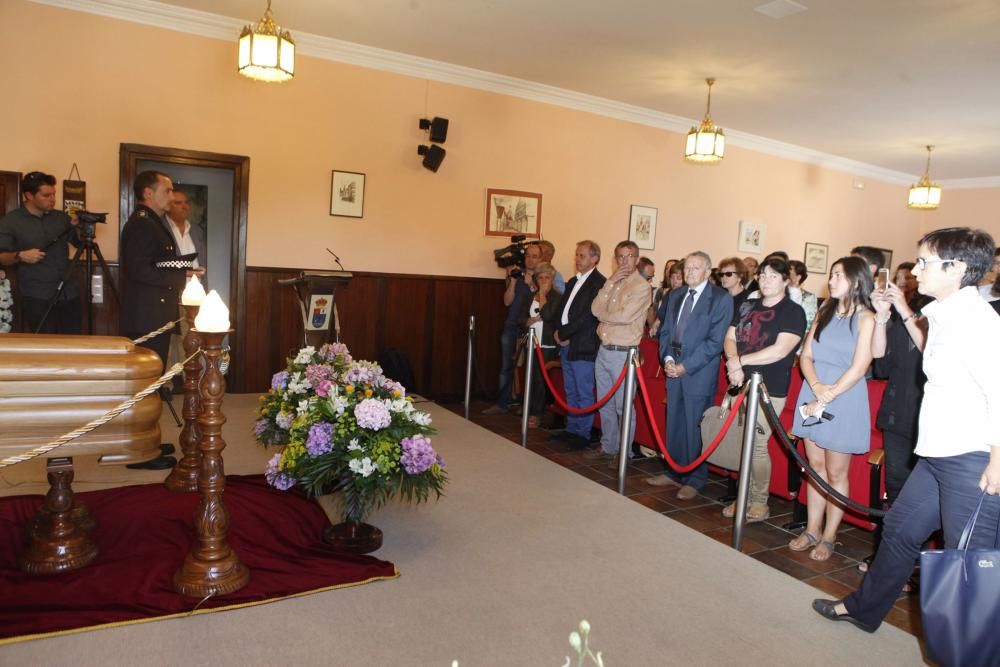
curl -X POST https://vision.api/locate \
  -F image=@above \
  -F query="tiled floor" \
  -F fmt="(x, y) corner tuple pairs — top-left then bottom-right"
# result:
(444, 401), (922, 638)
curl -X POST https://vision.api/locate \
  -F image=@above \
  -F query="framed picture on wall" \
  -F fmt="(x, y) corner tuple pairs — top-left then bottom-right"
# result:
(737, 220), (766, 254)
(485, 188), (542, 238)
(804, 242), (829, 275)
(628, 205), (657, 250)
(874, 247), (893, 271)
(330, 170), (365, 218)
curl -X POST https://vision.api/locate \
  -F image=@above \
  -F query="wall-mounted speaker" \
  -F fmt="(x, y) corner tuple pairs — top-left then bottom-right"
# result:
(419, 117), (449, 144)
(417, 144), (446, 172)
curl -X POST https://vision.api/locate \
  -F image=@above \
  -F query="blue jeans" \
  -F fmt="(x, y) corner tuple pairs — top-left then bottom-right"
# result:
(496, 325), (518, 408)
(596, 347), (636, 455)
(560, 346), (596, 439)
(844, 452), (1000, 630)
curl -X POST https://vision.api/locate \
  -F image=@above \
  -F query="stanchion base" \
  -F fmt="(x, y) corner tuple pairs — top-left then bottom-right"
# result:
(163, 462), (200, 493)
(323, 522), (383, 554)
(173, 555), (250, 598)
(20, 520), (99, 574)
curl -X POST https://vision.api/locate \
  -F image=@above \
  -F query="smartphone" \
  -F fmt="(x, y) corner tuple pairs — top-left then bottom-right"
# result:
(876, 268), (890, 291)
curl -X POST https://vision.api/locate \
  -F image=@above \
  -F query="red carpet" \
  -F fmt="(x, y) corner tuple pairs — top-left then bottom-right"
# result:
(0, 475), (397, 644)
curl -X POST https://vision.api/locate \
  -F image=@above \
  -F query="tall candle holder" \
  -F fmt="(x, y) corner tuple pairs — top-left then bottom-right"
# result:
(164, 303), (202, 493)
(173, 328), (249, 597)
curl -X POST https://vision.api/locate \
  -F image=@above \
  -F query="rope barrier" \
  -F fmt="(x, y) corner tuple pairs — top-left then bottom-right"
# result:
(132, 317), (184, 345)
(0, 349), (202, 470)
(756, 384), (887, 518)
(533, 344), (628, 415)
(633, 366), (748, 473)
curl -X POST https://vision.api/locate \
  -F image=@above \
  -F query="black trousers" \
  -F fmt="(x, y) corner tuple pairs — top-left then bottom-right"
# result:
(20, 296), (82, 334)
(882, 430), (918, 505)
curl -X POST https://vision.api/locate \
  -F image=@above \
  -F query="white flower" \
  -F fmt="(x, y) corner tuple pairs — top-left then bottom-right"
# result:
(568, 632), (581, 651)
(388, 398), (413, 414)
(286, 371), (311, 395)
(348, 457), (377, 477)
(330, 395), (349, 415)
(411, 411), (432, 426)
(347, 438), (362, 451)
(293, 346), (316, 365)
(296, 398), (313, 416)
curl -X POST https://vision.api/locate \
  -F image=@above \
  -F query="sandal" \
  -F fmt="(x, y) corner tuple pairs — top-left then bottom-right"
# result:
(789, 531), (819, 552)
(857, 554), (874, 574)
(810, 540), (836, 561)
(722, 503), (736, 518)
(721, 503), (771, 522)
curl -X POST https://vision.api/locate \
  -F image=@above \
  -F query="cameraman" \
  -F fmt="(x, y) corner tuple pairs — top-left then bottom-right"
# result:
(0, 171), (81, 334)
(484, 242), (542, 415)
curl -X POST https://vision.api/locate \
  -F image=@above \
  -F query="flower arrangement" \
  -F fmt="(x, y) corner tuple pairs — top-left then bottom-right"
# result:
(0, 272), (13, 334)
(255, 342), (447, 524)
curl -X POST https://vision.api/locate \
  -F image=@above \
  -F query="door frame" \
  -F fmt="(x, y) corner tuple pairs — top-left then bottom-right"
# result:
(119, 144), (250, 391)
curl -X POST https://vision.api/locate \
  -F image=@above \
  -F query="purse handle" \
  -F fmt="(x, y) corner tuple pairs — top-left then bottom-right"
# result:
(957, 491), (1000, 552)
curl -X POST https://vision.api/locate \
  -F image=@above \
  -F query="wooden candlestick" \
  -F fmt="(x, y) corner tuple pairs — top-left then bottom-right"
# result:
(165, 303), (202, 493)
(173, 329), (249, 597)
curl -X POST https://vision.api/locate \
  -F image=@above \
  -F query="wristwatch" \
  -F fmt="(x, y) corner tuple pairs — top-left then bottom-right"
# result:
(13, 251), (20, 263)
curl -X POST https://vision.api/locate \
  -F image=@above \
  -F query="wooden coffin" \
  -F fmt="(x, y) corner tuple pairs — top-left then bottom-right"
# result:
(0, 334), (163, 465)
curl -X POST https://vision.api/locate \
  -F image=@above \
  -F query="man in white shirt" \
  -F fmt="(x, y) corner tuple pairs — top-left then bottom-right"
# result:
(814, 226), (1000, 635)
(165, 190), (207, 280)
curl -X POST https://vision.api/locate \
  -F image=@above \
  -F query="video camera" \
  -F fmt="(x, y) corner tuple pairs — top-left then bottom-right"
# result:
(493, 234), (530, 279)
(75, 210), (107, 240)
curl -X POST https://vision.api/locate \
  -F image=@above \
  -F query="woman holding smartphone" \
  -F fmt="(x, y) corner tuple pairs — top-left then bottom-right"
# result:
(788, 256), (876, 561)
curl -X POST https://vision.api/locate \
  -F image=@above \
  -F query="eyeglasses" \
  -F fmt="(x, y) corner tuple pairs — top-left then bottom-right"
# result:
(916, 257), (957, 270)
(615, 254), (636, 261)
(718, 271), (737, 278)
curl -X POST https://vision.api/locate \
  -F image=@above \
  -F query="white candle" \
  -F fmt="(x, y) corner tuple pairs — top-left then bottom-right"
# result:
(181, 275), (206, 306)
(194, 290), (230, 332)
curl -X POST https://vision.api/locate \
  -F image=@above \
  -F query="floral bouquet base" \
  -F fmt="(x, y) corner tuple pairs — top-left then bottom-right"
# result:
(323, 521), (383, 554)
(256, 343), (447, 543)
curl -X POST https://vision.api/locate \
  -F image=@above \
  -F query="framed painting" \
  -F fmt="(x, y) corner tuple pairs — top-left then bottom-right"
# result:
(330, 170), (365, 218)
(485, 188), (542, 238)
(737, 220), (766, 254)
(804, 242), (829, 275)
(628, 205), (657, 250)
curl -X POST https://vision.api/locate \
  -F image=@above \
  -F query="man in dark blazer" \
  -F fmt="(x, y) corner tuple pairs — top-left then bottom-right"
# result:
(648, 251), (733, 499)
(551, 240), (606, 449)
(119, 170), (188, 367)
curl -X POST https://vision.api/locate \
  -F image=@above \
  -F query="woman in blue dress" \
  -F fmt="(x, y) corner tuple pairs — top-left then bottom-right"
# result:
(788, 256), (875, 561)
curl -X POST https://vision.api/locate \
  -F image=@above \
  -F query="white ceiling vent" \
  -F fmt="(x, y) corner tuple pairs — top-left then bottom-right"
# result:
(753, 0), (808, 19)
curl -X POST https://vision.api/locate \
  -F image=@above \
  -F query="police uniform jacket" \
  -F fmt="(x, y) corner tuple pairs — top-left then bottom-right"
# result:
(119, 204), (187, 335)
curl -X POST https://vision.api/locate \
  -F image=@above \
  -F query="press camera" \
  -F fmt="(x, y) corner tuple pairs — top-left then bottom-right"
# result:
(493, 234), (529, 278)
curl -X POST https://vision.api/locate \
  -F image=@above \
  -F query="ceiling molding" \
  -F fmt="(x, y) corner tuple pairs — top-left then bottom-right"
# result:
(937, 176), (1000, 190)
(31, 0), (995, 188)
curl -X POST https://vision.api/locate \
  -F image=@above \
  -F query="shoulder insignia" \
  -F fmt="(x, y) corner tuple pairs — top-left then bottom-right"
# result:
(137, 210), (147, 217)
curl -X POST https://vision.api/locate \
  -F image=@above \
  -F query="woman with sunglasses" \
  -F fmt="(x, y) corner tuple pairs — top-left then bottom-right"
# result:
(814, 228), (1000, 639)
(717, 257), (750, 314)
(788, 256), (876, 561)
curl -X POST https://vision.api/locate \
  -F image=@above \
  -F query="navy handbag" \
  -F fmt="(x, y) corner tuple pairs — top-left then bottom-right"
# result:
(920, 492), (1000, 667)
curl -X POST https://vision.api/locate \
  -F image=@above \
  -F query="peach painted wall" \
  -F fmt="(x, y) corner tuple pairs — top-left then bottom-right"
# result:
(3, 0), (997, 285)
(913, 188), (1000, 246)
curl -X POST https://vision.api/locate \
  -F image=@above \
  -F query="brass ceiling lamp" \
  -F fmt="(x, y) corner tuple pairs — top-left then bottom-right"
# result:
(685, 78), (725, 163)
(238, 0), (295, 83)
(907, 145), (942, 210)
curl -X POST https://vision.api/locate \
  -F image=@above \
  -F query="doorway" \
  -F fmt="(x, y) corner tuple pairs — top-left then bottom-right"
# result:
(119, 144), (249, 390)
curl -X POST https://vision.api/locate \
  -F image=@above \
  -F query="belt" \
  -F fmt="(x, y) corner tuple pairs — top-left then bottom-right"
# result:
(601, 344), (637, 352)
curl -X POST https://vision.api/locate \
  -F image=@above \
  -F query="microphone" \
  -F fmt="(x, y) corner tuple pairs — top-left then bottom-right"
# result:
(799, 404), (835, 422)
(325, 248), (345, 271)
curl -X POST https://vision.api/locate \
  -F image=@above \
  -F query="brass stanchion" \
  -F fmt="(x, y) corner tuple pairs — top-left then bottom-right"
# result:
(164, 303), (202, 493)
(173, 328), (249, 597)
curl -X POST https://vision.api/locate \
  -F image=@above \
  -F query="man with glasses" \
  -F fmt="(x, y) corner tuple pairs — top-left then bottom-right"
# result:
(647, 251), (733, 499)
(0, 171), (81, 333)
(583, 240), (651, 466)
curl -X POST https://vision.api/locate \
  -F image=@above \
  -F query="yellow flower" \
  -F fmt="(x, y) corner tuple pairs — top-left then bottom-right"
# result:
(364, 389), (373, 397)
(345, 384), (354, 394)
(392, 390), (401, 398)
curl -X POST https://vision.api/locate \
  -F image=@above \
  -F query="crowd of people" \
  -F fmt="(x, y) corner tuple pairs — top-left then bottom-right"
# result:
(488, 230), (1000, 635)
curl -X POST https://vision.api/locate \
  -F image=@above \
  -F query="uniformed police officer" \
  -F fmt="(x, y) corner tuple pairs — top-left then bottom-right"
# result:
(119, 170), (187, 368)
(0, 171), (82, 333)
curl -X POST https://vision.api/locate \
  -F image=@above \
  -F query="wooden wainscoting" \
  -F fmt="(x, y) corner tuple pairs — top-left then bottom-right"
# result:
(244, 267), (507, 400)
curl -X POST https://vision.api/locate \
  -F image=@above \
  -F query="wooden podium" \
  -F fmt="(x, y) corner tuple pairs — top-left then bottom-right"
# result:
(278, 271), (352, 348)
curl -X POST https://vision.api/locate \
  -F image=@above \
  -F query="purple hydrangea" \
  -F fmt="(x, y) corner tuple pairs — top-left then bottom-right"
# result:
(271, 370), (289, 391)
(344, 361), (383, 387)
(314, 379), (333, 398)
(320, 342), (353, 363)
(304, 364), (334, 388)
(305, 422), (335, 455)
(380, 378), (406, 396)
(253, 419), (268, 436)
(400, 434), (438, 474)
(354, 398), (391, 430)
(275, 411), (294, 430)
(265, 453), (296, 490)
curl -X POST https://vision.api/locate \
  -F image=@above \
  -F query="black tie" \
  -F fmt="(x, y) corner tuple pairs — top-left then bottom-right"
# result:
(673, 289), (697, 343)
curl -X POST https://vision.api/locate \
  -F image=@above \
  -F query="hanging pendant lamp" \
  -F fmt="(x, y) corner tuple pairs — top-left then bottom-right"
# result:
(238, 0), (295, 83)
(907, 145), (942, 210)
(685, 78), (725, 163)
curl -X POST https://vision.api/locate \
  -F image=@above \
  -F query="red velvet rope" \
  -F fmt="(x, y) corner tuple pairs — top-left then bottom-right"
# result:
(533, 344), (629, 415)
(634, 368), (747, 473)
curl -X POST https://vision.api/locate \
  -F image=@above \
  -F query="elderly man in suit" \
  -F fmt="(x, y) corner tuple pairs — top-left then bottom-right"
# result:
(551, 240), (606, 449)
(647, 251), (733, 499)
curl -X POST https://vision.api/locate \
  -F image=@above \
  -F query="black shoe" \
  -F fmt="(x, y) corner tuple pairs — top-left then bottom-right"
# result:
(126, 455), (177, 470)
(589, 429), (601, 443)
(160, 443), (175, 456)
(811, 599), (878, 633)
(565, 435), (592, 451)
(548, 431), (570, 442)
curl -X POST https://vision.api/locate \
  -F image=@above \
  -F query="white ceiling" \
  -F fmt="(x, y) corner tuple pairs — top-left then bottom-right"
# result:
(74, 0), (1000, 180)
